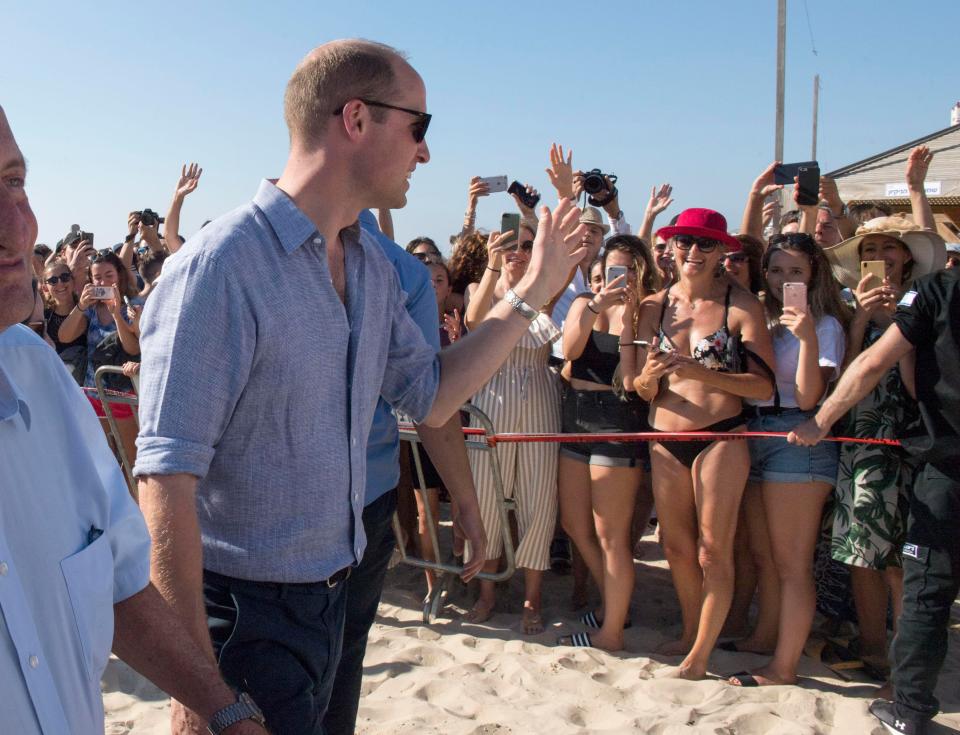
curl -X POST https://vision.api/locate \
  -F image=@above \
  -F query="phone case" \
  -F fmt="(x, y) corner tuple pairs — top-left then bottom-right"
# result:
(861, 260), (886, 285)
(605, 266), (628, 285)
(782, 282), (807, 312)
(480, 176), (508, 193)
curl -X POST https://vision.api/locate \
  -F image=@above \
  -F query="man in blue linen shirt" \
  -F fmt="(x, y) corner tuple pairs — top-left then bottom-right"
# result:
(322, 209), (485, 735)
(0, 108), (267, 734)
(135, 40), (586, 734)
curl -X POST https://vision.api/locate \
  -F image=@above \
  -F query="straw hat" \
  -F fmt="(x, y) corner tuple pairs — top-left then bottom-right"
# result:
(579, 206), (610, 235)
(821, 213), (946, 289)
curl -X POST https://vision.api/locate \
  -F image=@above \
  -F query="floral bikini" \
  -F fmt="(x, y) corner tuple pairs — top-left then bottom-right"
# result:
(653, 285), (746, 468)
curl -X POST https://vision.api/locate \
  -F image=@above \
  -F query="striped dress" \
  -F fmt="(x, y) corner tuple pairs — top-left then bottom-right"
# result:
(468, 313), (561, 570)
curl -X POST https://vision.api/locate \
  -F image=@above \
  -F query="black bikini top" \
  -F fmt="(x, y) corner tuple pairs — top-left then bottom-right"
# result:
(570, 329), (621, 386)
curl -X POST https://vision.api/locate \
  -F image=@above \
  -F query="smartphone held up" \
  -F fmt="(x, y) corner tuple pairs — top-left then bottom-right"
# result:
(782, 282), (807, 312)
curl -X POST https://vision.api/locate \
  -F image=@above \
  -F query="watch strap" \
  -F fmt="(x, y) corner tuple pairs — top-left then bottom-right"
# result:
(207, 692), (266, 735)
(504, 288), (538, 321)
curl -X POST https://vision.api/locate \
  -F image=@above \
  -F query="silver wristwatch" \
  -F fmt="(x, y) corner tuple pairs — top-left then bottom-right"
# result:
(208, 692), (266, 734)
(504, 288), (538, 321)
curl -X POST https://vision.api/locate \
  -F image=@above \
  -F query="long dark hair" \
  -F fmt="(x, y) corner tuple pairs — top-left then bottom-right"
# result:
(89, 250), (137, 299)
(762, 233), (850, 329)
(733, 234), (765, 294)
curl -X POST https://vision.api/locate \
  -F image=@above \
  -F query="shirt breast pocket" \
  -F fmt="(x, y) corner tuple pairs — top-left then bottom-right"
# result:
(60, 534), (115, 680)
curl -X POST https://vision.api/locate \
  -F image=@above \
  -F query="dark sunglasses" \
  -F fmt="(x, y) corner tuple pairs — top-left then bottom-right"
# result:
(673, 234), (720, 253)
(44, 272), (73, 285)
(506, 240), (534, 253)
(333, 99), (432, 143)
(724, 253), (748, 264)
(413, 251), (443, 264)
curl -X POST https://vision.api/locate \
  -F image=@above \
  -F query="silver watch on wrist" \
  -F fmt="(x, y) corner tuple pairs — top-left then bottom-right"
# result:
(208, 692), (266, 734)
(504, 288), (539, 321)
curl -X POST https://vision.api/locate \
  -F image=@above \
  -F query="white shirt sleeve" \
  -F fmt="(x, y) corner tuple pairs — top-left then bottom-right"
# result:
(815, 315), (846, 381)
(610, 211), (632, 236)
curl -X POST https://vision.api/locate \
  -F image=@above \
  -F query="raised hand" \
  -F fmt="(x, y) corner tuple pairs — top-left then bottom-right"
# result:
(751, 161), (784, 199)
(175, 162), (203, 200)
(818, 176), (844, 214)
(779, 306), (816, 342)
(127, 211), (142, 238)
(546, 143), (574, 199)
(905, 145), (933, 192)
(442, 309), (462, 343)
(485, 230), (513, 268)
(66, 239), (94, 273)
(590, 274), (628, 311)
(518, 198), (586, 307)
(853, 275), (897, 318)
(646, 183), (674, 217)
(467, 175), (490, 208)
(510, 182), (540, 218)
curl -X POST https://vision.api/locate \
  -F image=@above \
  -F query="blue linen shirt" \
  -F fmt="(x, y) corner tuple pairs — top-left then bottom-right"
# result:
(134, 181), (440, 583)
(360, 209), (441, 506)
(0, 325), (151, 735)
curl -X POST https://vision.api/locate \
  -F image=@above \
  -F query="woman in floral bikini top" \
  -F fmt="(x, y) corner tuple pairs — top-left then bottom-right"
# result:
(620, 208), (774, 681)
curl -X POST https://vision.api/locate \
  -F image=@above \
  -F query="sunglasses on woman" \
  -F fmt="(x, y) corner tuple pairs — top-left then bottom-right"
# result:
(505, 240), (534, 253)
(44, 272), (73, 285)
(724, 253), (748, 264)
(673, 234), (720, 253)
(413, 251), (443, 264)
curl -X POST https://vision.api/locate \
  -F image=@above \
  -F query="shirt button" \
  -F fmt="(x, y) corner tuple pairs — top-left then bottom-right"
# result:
(313, 237), (322, 245)
(29, 655), (39, 669)
(0, 562), (8, 576)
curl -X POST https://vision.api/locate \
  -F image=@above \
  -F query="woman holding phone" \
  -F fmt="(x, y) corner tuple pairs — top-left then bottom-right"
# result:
(821, 213), (945, 681)
(619, 208), (774, 679)
(557, 235), (659, 651)
(462, 223), (562, 635)
(724, 232), (848, 687)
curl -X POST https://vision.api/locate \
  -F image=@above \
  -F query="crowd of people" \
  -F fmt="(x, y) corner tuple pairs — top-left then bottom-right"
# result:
(4, 37), (960, 735)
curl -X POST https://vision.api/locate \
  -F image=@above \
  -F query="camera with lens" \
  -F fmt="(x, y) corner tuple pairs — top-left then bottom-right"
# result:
(138, 208), (165, 227)
(77, 230), (94, 244)
(580, 169), (619, 206)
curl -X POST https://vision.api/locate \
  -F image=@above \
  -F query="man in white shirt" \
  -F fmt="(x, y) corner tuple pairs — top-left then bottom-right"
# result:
(0, 106), (267, 734)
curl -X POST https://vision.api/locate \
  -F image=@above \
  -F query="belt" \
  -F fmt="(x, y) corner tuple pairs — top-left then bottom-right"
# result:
(205, 566), (353, 593)
(744, 405), (807, 418)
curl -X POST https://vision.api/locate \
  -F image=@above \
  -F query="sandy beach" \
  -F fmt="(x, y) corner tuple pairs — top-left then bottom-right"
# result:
(104, 531), (960, 734)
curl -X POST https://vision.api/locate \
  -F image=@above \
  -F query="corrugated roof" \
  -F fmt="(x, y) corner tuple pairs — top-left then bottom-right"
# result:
(827, 124), (960, 178)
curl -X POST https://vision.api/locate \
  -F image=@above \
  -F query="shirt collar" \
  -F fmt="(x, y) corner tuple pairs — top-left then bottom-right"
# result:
(253, 179), (364, 254)
(253, 179), (322, 254)
(0, 349), (31, 430)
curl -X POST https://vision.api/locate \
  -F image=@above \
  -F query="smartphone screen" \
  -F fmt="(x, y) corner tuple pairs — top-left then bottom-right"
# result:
(861, 260), (886, 288)
(480, 176), (508, 193)
(500, 213), (521, 242)
(782, 282), (807, 312)
(796, 166), (820, 206)
(605, 265), (628, 285)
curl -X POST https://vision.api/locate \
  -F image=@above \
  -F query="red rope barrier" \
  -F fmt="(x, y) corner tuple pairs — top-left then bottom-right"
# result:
(398, 423), (901, 448)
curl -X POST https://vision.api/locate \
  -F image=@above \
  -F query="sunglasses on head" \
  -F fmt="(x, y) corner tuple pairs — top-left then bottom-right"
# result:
(673, 234), (721, 253)
(332, 99), (432, 143)
(44, 272), (73, 285)
(768, 232), (818, 253)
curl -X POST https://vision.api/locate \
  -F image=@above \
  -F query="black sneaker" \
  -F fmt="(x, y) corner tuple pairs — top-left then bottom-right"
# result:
(868, 699), (928, 735)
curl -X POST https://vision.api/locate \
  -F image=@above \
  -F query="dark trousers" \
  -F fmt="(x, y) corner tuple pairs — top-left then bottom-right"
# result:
(204, 567), (348, 735)
(323, 488), (399, 735)
(891, 463), (960, 723)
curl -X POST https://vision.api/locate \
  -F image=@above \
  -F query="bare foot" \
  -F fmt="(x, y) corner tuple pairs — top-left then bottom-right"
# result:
(656, 638), (693, 656)
(522, 605), (544, 635)
(728, 665), (797, 687)
(654, 661), (706, 680)
(464, 598), (495, 624)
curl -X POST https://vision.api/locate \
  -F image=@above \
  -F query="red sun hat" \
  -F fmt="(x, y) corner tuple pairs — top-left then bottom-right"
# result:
(655, 208), (741, 252)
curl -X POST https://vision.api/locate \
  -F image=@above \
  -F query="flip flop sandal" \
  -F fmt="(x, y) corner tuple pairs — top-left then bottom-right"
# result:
(580, 611), (632, 630)
(557, 631), (594, 648)
(727, 671), (760, 687)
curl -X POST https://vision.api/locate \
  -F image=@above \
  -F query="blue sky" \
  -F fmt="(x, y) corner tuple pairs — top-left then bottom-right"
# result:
(5, 1), (959, 252)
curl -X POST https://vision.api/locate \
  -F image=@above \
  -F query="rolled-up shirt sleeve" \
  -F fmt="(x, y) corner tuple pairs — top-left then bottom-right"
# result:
(134, 252), (256, 478)
(379, 277), (440, 423)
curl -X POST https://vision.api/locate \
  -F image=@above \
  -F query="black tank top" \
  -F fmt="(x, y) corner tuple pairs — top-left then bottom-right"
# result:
(570, 329), (621, 386)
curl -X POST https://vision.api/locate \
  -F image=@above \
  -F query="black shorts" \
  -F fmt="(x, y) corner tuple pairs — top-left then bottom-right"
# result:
(560, 388), (650, 467)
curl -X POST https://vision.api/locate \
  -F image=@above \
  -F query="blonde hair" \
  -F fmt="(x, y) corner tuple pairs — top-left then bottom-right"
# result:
(284, 40), (406, 149)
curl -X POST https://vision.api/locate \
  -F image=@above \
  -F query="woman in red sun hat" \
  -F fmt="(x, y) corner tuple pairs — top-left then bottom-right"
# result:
(621, 208), (774, 679)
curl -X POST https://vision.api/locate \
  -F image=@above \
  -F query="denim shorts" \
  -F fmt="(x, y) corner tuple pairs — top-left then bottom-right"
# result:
(747, 409), (839, 485)
(559, 388), (650, 468)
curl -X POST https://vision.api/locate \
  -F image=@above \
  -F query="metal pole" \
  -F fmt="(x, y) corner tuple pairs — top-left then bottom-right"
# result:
(775, 0), (786, 163)
(812, 74), (820, 160)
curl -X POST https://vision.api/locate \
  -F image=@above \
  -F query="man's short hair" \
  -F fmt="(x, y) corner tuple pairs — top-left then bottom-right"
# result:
(283, 40), (407, 149)
(848, 201), (892, 226)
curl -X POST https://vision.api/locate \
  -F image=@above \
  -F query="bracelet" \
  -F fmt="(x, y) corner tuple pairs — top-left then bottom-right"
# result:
(486, 266), (501, 273)
(504, 288), (538, 321)
(586, 301), (600, 315)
